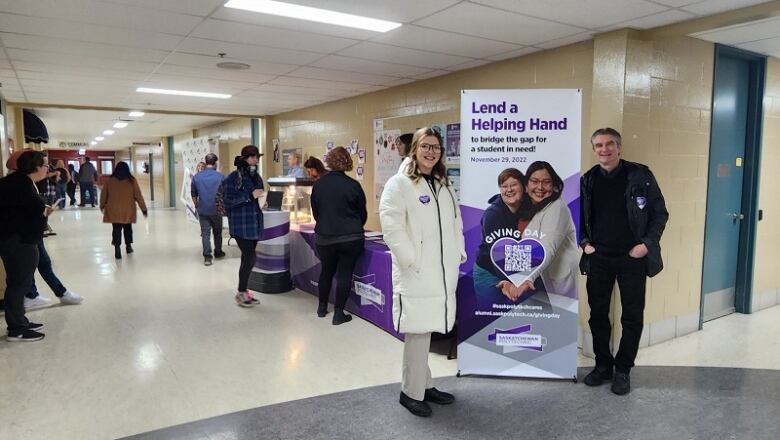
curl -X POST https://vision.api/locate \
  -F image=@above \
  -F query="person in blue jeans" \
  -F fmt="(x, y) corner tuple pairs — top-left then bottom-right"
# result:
(24, 239), (84, 310)
(78, 156), (98, 207)
(191, 153), (225, 266)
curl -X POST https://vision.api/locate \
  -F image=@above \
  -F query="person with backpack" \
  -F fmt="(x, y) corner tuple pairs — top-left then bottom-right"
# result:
(220, 145), (265, 308)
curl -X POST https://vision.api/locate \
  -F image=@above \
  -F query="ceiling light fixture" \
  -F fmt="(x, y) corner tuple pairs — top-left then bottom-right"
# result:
(128, 111), (145, 117)
(223, 0), (402, 32)
(136, 87), (232, 99)
(113, 122), (129, 128)
(103, 130), (115, 135)
(90, 141), (97, 146)
(95, 136), (104, 141)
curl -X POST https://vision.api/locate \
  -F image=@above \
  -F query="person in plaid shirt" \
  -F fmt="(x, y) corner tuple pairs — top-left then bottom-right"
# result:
(222, 145), (265, 307)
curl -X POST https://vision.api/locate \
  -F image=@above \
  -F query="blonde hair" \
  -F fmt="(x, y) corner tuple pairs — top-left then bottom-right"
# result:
(403, 126), (448, 184)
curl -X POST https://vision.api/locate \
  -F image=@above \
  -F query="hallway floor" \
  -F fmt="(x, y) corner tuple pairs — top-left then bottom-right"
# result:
(1, 208), (778, 439)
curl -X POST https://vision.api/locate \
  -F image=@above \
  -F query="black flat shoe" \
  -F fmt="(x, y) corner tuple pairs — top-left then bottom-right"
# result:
(332, 309), (352, 325)
(317, 303), (328, 318)
(126, 244), (134, 254)
(114, 246), (122, 259)
(611, 372), (631, 395)
(399, 392), (432, 417)
(424, 387), (455, 405)
(583, 366), (613, 386)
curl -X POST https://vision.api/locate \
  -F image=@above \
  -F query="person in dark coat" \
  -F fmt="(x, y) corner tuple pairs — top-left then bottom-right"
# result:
(311, 147), (367, 324)
(222, 145), (265, 308)
(99, 162), (147, 259)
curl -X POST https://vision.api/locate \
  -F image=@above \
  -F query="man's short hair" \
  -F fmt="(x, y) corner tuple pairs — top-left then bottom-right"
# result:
(590, 128), (622, 146)
(205, 153), (218, 165)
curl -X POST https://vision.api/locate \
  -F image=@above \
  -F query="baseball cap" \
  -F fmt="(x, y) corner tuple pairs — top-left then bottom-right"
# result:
(240, 145), (263, 157)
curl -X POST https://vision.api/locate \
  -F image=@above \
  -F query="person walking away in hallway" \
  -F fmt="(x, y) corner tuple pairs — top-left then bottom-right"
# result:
(221, 146), (265, 308)
(99, 162), (147, 259)
(380, 127), (466, 417)
(0, 151), (53, 341)
(311, 147), (367, 324)
(78, 156), (98, 207)
(191, 153), (225, 266)
(66, 163), (78, 206)
(54, 160), (69, 209)
(580, 127), (669, 395)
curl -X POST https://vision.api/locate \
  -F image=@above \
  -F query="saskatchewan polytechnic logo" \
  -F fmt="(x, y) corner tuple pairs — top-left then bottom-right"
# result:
(488, 324), (547, 352)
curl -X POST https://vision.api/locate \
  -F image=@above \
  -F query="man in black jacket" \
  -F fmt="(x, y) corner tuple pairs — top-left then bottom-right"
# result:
(580, 128), (668, 395)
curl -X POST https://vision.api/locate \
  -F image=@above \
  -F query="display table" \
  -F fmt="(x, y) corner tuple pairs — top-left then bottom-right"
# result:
(289, 223), (402, 340)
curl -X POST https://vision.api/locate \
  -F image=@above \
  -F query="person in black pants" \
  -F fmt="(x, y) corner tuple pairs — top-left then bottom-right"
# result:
(66, 163), (78, 206)
(311, 147), (367, 325)
(580, 128), (669, 395)
(0, 150), (52, 342)
(222, 146), (265, 307)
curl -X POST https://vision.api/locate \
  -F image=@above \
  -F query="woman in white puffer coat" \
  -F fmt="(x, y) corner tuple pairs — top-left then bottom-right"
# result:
(379, 127), (466, 418)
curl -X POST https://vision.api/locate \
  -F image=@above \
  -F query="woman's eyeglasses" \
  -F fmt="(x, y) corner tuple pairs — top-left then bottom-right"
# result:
(528, 178), (553, 187)
(419, 143), (442, 153)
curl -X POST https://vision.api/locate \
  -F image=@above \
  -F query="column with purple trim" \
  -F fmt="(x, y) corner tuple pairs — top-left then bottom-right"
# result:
(248, 210), (292, 293)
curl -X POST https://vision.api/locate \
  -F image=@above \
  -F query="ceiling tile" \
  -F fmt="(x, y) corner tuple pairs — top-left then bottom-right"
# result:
(5, 48), (158, 74)
(310, 55), (431, 77)
(471, 0), (669, 28)
(192, 18), (359, 53)
(0, 13), (183, 50)
(681, 0), (771, 16)
(486, 46), (542, 61)
(0, 0), (203, 36)
(269, 76), (377, 92)
(337, 42), (472, 69)
(13, 63), (149, 81)
(210, 7), (378, 41)
(251, 0), (461, 23)
(412, 70), (451, 80)
(97, 0), (223, 16)
(649, 0), (700, 6)
(141, 74), (263, 92)
(1, 33), (170, 63)
(692, 16), (780, 44)
(535, 31), (594, 49)
(415, 2), (585, 45)
(370, 25), (522, 58)
(176, 37), (323, 65)
(162, 52), (297, 76)
(445, 59), (493, 71)
(253, 83), (344, 97)
(737, 36), (780, 53)
(286, 66), (402, 85)
(154, 64), (283, 84)
(606, 9), (697, 30)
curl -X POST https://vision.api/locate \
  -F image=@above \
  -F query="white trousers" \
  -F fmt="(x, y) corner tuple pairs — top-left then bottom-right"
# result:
(401, 332), (433, 401)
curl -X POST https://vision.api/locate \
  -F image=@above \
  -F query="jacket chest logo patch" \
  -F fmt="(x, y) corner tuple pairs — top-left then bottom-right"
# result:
(636, 196), (647, 210)
(490, 237), (546, 286)
(419, 195), (431, 204)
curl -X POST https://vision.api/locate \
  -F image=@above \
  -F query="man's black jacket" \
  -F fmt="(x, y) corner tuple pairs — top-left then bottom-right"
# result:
(580, 160), (669, 277)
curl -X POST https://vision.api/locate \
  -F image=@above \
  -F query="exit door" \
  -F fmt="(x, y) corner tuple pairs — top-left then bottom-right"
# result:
(701, 45), (765, 322)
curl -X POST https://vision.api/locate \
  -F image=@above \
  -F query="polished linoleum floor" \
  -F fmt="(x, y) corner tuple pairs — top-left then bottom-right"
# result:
(1, 208), (779, 439)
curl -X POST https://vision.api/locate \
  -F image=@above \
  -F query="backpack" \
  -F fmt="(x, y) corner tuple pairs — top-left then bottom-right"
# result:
(215, 179), (227, 217)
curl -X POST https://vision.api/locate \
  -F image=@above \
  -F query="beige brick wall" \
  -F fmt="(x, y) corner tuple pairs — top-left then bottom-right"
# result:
(267, 41), (594, 231)
(754, 58), (780, 294)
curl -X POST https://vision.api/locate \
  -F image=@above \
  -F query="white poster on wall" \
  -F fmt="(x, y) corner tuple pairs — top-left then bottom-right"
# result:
(373, 128), (403, 204)
(179, 136), (218, 174)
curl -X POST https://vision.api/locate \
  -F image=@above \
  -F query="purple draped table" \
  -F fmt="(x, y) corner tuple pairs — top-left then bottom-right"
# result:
(289, 224), (403, 340)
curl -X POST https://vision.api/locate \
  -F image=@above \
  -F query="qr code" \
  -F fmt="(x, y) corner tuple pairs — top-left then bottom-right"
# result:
(505, 245), (532, 272)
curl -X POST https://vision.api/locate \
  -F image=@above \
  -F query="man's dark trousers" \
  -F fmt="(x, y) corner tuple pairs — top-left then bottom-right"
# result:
(586, 252), (646, 373)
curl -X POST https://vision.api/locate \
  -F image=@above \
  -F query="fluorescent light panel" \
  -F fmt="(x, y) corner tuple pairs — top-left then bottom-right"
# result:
(224, 0), (401, 32)
(95, 136), (104, 141)
(103, 130), (115, 135)
(128, 111), (145, 117)
(113, 122), (129, 128)
(136, 87), (231, 99)
(90, 142), (97, 146)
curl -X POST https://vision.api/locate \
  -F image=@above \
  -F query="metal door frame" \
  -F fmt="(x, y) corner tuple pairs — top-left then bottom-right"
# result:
(700, 44), (766, 327)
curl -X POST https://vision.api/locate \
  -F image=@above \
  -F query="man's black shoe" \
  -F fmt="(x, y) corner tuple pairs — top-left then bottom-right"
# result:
(399, 392), (432, 417)
(424, 387), (455, 405)
(611, 372), (631, 395)
(583, 366), (613, 386)
(317, 302), (328, 318)
(214, 251), (226, 259)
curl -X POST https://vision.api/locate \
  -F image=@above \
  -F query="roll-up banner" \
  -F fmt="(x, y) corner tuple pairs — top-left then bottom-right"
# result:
(458, 89), (581, 380)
